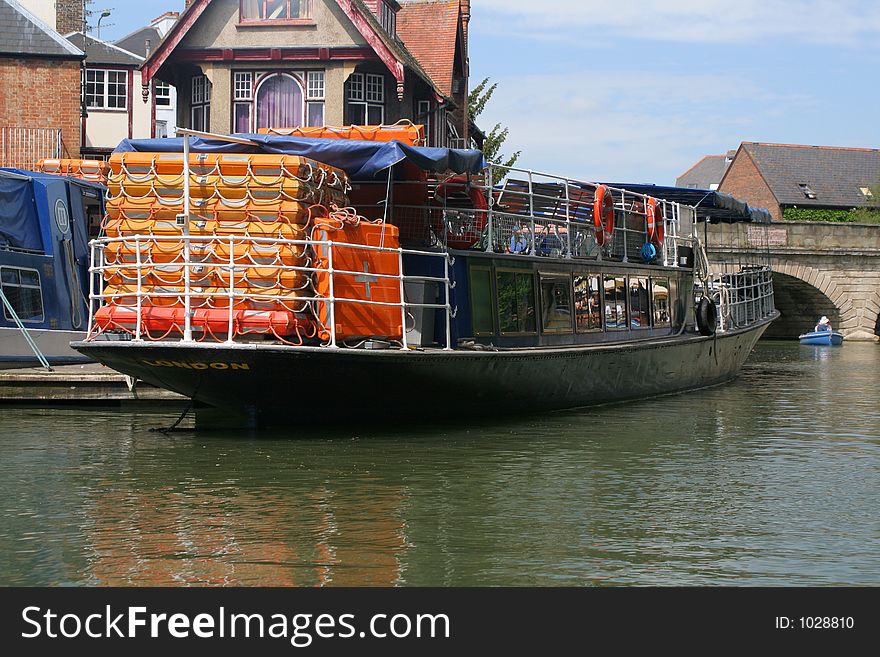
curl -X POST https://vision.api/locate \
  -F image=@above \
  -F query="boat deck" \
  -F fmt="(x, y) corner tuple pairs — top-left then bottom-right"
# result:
(0, 363), (186, 405)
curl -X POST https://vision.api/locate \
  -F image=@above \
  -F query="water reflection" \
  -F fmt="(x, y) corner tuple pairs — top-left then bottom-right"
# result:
(0, 342), (878, 586)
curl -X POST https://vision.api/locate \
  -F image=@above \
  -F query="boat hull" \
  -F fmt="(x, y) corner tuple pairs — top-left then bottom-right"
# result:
(798, 331), (843, 346)
(72, 313), (776, 428)
(0, 327), (91, 369)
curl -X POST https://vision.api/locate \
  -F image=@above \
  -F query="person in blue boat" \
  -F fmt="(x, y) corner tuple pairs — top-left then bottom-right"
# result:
(814, 316), (832, 332)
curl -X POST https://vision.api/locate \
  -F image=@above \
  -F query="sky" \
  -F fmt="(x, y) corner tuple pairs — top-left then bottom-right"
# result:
(101, 0), (880, 185)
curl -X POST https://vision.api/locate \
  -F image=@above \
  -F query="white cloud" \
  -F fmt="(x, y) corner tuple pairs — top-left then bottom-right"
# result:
(475, 71), (816, 184)
(475, 0), (880, 45)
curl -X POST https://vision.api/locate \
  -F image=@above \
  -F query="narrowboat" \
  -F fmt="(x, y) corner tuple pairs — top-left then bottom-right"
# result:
(0, 168), (104, 369)
(72, 128), (778, 427)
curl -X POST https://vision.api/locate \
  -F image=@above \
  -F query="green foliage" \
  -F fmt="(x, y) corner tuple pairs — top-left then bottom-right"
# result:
(782, 206), (880, 224)
(468, 77), (521, 172)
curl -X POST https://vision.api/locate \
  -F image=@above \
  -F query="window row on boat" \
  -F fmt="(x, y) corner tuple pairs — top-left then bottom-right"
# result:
(461, 258), (686, 348)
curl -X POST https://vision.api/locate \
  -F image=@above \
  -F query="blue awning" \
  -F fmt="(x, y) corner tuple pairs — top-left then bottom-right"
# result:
(114, 134), (486, 181)
(601, 183), (772, 223)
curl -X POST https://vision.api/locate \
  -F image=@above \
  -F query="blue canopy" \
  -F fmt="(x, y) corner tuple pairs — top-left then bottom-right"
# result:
(0, 170), (43, 250)
(602, 182), (773, 223)
(114, 134), (486, 181)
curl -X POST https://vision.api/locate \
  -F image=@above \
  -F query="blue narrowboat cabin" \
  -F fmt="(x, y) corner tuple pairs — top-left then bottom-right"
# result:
(0, 168), (104, 368)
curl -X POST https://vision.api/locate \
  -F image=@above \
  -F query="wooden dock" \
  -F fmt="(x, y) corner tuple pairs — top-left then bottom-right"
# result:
(0, 363), (186, 405)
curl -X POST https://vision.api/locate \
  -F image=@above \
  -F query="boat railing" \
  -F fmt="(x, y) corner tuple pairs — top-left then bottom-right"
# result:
(705, 266), (776, 332)
(387, 164), (695, 266)
(84, 233), (454, 350)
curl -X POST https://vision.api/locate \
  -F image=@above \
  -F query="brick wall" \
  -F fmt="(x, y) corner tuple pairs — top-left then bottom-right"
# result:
(0, 57), (82, 166)
(56, 0), (84, 35)
(718, 148), (781, 220)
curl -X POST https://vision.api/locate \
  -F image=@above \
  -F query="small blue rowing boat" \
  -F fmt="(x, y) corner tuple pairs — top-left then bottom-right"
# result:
(798, 331), (843, 346)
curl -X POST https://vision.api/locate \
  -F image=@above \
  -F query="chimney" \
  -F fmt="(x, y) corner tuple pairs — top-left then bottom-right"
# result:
(55, 0), (85, 36)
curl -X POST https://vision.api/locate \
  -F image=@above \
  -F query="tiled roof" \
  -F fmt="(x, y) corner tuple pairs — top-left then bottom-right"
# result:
(0, 0), (83, 58)
(675, 154), (730, 189)
(66, 32), (143, 66)
(114, 26), (162, 59)
(350, 0), (445, 99)
(397, 0), (460, 97)
(740, 142), (880, 208)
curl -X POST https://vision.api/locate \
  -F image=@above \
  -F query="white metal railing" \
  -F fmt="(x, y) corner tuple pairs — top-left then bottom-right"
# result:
(0, 127), (63, 170)
(702, 266), (775, 332)
(85, 233), (454, 349)
(394, 163), (697, 265)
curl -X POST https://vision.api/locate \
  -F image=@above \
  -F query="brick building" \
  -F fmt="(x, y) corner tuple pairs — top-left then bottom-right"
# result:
(142, 0), (475, 147)
(718, 142), (880, 221)
(0, 0), (84, 168)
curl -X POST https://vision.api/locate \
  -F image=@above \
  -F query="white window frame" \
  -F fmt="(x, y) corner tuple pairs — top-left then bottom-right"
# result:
(348, 73), (385, 125)
(234, 72), (253, 100)
(155, 81), (172, 107)
(380, 1), (396, 37)
(240, 0), (313, 22)
(191, 75), (212, 131)
(306, 70), (325, 128)
(86, 68), (128, 110)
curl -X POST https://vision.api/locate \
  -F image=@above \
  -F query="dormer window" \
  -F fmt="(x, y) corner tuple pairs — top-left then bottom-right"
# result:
(380, 1), (397, 37)
(860, 187), (874, 199)
(798, 183), (817, 199)
(240, 0), (312, 23)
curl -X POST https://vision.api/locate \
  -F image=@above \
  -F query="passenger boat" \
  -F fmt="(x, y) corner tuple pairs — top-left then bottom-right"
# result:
(0, 168), (104, 369)
(798, 330), (843, 346)
(72, 128), (778, 427)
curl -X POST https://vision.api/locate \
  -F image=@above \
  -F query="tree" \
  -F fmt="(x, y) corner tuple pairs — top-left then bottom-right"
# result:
(469, 78), (521, 173)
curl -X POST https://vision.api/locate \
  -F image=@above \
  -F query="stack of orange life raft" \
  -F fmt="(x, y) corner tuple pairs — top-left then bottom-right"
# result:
(94, 150), (404, 343)
(36, 158), (110, 184)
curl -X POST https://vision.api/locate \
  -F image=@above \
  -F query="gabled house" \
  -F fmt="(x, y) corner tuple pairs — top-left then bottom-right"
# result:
(0, 0), (83, 168)
(140, 0), (473, 147)
(65, 32), (155, 158)
(718, 142), (880, 221)
(115, 12), (182, 139)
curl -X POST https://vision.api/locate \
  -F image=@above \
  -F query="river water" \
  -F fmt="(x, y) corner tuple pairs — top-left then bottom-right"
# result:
(1, 342), (878, 586)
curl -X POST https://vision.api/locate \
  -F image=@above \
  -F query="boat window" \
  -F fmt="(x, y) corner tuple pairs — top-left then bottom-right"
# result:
(628, 276), (651, 329)
(652, 277), (671, 327)
(497, 269), (536, 334)
(539, 273), (573, 333)
(470, 266), (495, 335)
(604, 275), (628, 330)
(574, 273), (602, 332)
(0, 267), (44, 323)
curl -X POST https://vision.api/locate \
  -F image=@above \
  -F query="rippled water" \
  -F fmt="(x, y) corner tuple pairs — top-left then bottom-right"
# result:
(1, 342), (878, 586)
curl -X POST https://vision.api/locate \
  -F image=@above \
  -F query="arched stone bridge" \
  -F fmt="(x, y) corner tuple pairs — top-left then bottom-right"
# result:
(705, 221), (880, 341)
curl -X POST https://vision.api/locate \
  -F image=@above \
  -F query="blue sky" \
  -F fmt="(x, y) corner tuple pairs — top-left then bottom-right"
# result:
(103, 1), (880, 185)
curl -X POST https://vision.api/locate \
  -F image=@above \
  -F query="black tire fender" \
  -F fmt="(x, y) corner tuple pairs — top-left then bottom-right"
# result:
(696, 297), (718, 336)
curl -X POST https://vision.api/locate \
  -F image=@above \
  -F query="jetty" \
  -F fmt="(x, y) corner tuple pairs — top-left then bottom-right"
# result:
(0, 363), (186, 405)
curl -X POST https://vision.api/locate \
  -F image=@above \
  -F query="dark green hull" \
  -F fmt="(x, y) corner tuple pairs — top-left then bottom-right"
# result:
(72, 313), (775, 428)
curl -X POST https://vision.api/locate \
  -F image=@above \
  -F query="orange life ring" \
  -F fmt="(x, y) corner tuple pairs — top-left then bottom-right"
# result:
(593, 185), (614, 246)
(433, 175), (488, 249)
(646, 196), (665, 247)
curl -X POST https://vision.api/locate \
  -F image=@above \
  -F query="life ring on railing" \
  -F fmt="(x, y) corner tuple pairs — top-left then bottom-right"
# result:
(696, 297), (718, 336)
(432, 175), (488, 249)
(593, 185), (615, 246)
(646, 196), (665, 247)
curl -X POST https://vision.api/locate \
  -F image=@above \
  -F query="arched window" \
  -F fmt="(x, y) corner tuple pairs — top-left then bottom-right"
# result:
(256, 74), (303, 130)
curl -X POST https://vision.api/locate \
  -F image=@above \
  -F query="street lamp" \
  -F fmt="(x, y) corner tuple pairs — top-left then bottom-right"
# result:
(96, 10), (111, 39)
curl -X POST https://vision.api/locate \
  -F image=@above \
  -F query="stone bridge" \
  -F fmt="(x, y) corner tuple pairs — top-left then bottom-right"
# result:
(705, 221), (880, 341)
